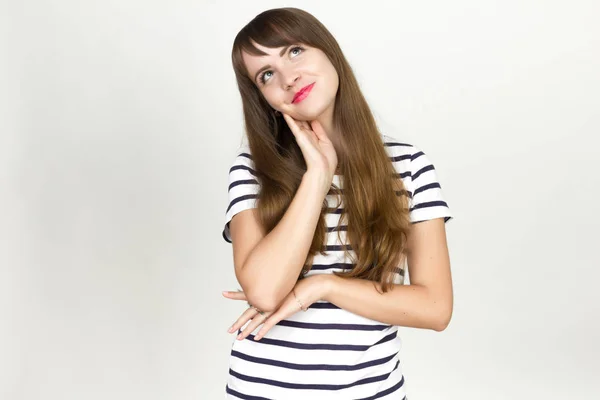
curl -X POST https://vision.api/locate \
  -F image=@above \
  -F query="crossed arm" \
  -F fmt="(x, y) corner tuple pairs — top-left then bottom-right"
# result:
(223, 217), (453, 340)
(328, 217), (453, 331)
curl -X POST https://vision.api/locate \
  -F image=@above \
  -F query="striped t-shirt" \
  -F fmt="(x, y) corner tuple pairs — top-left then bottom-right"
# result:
(222, 134), (453, 399)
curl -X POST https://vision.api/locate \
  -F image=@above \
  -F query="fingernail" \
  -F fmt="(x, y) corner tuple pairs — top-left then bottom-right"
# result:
(254, 335), (261, 341)
(228, 326), (233, 333)
(236, 333), (242, 340)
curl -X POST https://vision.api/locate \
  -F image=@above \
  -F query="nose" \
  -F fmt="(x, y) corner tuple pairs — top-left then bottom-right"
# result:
(281, 68), (300, 90)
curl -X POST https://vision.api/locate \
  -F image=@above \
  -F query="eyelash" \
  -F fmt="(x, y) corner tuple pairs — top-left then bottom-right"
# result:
(258, 46), (305, 84)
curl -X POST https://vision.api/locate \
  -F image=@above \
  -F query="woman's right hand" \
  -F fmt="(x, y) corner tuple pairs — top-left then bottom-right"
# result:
(282, 113), (338, 181)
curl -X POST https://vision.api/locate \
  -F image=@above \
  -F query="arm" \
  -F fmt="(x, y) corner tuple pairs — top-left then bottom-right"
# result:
(231, 169), (330, 312)
(226, 217), (453, 341)
(323, 218), (453, 331)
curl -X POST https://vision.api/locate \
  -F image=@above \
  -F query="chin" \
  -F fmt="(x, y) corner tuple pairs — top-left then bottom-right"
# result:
(291, 112), (321, 121)
(291, 102), (331, 121)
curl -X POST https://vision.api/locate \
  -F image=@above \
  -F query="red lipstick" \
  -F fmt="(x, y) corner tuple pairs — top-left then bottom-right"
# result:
(292, 83), (315, 104)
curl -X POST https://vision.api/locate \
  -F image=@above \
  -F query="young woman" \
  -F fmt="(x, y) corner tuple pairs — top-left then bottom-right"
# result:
(221, 7), (454, 400)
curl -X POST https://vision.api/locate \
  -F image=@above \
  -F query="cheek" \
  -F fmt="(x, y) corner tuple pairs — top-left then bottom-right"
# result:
(316, 60), (337, 84)
(327, 68), (339, 93)
(263, 90), (287, 110)
(262, 88), (283, 107)
(325, 63), (338, 83)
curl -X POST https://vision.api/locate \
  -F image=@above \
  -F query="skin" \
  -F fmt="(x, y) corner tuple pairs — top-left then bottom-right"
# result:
(223, 218), (453, 339)
(242, 41), (342, 149)
(222, 41), (454, 339)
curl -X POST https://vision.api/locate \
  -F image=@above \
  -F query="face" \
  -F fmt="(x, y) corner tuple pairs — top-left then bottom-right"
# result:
(242, 41), (339, 121)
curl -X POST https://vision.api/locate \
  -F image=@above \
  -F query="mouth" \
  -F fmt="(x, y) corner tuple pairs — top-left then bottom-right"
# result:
(292, 83), (315, 104)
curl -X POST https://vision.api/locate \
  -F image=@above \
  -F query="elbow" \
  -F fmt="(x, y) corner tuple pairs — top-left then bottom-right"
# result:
(237, 273), (284, 313)
(244, 288), (283, 313)
(433, 315), (451, 332)
(247, 297), (279, 314)
(432, 304), (453, 332)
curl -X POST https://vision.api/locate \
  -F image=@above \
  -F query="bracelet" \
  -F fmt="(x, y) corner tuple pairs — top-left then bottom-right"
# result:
(292, 289), (308, 312)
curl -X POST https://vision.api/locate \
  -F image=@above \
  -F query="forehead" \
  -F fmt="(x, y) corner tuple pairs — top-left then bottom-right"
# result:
(242, 41), (287, 75)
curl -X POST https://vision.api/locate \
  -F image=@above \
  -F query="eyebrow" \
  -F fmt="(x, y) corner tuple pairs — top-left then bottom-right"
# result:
(252, 45), (293, 83)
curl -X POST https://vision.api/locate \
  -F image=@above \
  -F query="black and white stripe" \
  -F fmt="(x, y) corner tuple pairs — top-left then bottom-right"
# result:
(223, 134), (452, 243)
(222, 134), (452, 398)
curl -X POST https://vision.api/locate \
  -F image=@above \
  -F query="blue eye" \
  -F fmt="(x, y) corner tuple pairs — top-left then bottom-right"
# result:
(258, 46), (305, 84)
(290, 46), (303, 56)
(259, 70), (273, 84)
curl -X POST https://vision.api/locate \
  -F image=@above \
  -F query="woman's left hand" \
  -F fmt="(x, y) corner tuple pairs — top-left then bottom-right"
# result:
(222, 275), (332, 341)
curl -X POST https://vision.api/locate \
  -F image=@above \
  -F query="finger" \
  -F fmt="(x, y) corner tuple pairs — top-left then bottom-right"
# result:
(293, 119), (317, 143)
(282, 113), (299, 133)
(253, 314), (278, 341)
(229, 307), (257, 333)
(222, 291), (247, 301)
(283, 114), (311, 138)
(309, 120), (331, 142)
(303, 121), (315, 136)
(237, 312), (269, 340)
(254, 303), (294, 341)
(299, 120), (310, 131)
(283, 114), (308, 146)
(228, 307), (257, 333)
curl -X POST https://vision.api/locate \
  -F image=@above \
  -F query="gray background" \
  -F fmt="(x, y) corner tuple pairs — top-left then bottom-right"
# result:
(1, 0), (598, 399)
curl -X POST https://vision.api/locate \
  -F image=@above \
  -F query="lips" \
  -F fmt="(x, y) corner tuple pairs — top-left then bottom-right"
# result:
(292, 83), (315, 104)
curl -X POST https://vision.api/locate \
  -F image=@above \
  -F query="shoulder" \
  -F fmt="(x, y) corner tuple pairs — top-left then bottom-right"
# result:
(226, 144), (260, 194)
(234, 143), (253, 162)
(381, 134), (419, 176)
(381, 133), (414, 156)
(381, 133), (439, 174)
(229, 144), (256, 173)
(380, 134), (454, 224)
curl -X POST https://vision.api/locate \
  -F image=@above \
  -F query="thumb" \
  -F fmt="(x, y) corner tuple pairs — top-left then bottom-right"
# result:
(222, 290), (247, 300)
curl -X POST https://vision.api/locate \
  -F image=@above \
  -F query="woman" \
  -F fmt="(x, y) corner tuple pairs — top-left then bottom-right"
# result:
(221, 7), (453, 399)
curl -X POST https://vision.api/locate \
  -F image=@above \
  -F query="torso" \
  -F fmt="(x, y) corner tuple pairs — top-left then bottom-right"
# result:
(225, 134), (412, 400)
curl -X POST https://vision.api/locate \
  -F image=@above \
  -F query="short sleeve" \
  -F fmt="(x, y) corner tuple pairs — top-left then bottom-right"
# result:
(409, 145), (453, 224)
(222, 146), (260, 243)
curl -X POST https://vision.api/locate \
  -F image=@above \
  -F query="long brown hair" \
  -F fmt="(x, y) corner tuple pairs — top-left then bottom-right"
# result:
(231, 7), (412, 292)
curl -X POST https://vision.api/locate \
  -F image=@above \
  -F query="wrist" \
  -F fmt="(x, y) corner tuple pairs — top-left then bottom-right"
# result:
(320, 274), (338, 302)
(303, 169), (332, 197)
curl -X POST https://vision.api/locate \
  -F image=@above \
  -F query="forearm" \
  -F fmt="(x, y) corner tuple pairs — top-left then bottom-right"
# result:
(324, 275), (452, 331)
(241, 170), (330, 311)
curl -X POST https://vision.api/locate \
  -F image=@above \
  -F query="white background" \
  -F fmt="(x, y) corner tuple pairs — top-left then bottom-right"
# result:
(1, 1), (599, 399)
